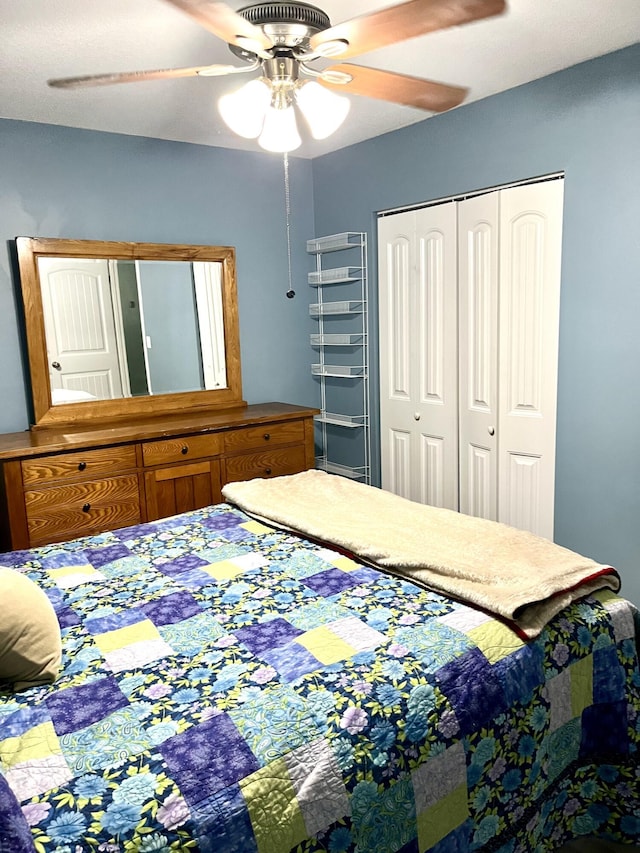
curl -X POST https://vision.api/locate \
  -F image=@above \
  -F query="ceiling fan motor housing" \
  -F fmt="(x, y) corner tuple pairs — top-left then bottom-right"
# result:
(230, 2), (331, 59)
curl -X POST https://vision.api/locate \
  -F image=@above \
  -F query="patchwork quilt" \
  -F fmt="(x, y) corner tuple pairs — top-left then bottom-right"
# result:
(0, 501), (639, 853)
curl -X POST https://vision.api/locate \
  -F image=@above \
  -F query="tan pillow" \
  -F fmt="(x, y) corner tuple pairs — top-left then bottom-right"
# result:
(0, 568), (62, 692)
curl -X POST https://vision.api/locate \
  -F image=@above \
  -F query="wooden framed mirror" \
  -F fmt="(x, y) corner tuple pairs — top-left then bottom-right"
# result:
(16, 237), (244, 428)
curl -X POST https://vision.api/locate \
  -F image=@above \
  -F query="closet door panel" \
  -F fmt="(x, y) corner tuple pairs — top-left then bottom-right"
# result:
(465, 443), (493, 519)
(379, 206), (458, 509)
(388, 235), (412, 403)
(498, 180), (563, 539)
(415, 205), (459, 509)
(387, 428), (412, 499)
(504, 453), (541, 534)
(458, 192), (499, 520)
(379, 213), (413, 495)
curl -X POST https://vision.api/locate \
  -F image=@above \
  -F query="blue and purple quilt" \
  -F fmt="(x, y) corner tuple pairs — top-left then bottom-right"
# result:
(1, 501), (639, 853)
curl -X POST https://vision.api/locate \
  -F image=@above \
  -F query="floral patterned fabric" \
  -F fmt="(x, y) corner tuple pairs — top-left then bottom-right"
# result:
(0, 501), (639, 853)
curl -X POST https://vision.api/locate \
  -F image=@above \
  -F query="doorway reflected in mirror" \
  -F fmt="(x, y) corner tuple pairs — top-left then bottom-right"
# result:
(38, 256), (227, 403)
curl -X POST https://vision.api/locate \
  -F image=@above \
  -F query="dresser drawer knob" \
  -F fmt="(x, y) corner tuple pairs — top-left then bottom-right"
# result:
(82, 503), (91, 513)
(264, 467), (272, 476)
(78, 461), (87, 471)
(181, 445), (189, 455)
(263, 433), (271, 441)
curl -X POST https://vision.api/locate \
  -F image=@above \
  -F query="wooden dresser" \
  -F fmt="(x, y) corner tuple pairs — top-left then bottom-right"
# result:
(0, 402), (317, 551)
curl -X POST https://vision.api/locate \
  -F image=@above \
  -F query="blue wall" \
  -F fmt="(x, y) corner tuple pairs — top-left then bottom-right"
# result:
(0, 120), (316, 431)
(138, 261), (203, 395)
(311, 44), (640, 605)
(1, 44), (639, 606)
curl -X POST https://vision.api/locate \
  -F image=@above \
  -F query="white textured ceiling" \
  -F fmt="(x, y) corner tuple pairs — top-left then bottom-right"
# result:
(2, 0), (639, 158)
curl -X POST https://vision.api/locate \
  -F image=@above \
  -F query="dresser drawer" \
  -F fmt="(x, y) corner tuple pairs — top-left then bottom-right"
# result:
(223, 420), (305, 453)
(142, 433), (223, 467)
(25, 475), (141, 545)
(22, 445), (137, 485)
(224, 445), (306, 483)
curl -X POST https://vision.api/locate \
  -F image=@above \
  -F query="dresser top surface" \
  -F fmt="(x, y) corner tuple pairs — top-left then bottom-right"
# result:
(0, 402), (318, 461)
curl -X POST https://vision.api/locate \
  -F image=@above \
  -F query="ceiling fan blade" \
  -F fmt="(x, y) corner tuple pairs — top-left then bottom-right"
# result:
(161, 0), (272, 53)
(321, 63), (468, 112)
(310, 0), (505, 60)
(47, 63), (238, 89)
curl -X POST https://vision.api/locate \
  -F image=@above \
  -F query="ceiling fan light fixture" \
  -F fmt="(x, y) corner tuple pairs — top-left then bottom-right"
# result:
(218, 78), (271, 138)
(296, 80), (350, 139)
(258, 103), (302, 152)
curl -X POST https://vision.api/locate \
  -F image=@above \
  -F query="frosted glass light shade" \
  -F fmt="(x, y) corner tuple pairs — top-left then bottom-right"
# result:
(218, 79), (271, 139)
(296, 81), (350, 140)
(258, 104), (302, 152)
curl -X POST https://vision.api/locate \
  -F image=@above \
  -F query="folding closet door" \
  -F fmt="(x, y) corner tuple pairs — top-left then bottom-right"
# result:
(378, 204), (458, 509)
(458, 192), (500, 521)
(379, 178), (563, 539)
(495, 181), (564, 538)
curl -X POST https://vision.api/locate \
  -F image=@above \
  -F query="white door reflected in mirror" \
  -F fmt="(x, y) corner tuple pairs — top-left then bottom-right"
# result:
(38, 256), (228, 404)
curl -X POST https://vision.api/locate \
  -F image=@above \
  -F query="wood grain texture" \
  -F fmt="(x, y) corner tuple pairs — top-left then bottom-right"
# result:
(22, 445), (137, 485)
(222, 420), (305, 453)
(15, 237), (243, 428)
(323, 64), (467, 112)
(145, 461), (221, 521)
(311, 0), (505, 60)
(223, 445), (306, 482)
(0, 460), (29, 550)
(25, 474), (141, 544)
(142, 434), (223, 467)
(0, 404), (318, 550)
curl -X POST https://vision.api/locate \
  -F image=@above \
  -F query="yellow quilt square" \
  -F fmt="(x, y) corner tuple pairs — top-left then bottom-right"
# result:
(203, 560), (246, 580)
(48, 565), (103, 588)
(0, 722), (62, 768)
(466, 619), (525, 664)
(297, 626), (356, 665)
(48, 565), (95, 578)
(241, 760), (306, 853)
(417, 782), (469, 850)
(94, 619), (160, 653)
(571, 655), (593, 718)
(330, 556), (361, 572)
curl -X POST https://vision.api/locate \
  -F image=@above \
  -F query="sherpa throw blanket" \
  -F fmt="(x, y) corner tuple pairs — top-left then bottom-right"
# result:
(222, 470), (620, 638)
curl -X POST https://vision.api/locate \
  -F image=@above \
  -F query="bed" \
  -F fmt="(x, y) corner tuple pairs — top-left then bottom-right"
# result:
(1, 471), (639, 853)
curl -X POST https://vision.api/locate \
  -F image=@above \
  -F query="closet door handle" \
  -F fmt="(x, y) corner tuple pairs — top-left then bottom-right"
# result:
(488, 426), (495, 436)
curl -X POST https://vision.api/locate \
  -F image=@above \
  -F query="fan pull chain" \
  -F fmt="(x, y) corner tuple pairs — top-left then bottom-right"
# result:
(283, 152), (295, 299)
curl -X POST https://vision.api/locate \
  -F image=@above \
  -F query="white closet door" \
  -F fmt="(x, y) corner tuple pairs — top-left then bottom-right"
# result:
(458, 192), (500, 521)
(497, 180), (564, 539)
(378, 204), (458, 508)
(378, 178), (563, 538)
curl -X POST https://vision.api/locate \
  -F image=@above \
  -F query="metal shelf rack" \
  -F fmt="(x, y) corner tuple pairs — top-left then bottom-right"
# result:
(307, 232), (370, 484)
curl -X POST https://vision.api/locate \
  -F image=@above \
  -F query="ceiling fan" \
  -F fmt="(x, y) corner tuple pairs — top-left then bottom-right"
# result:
(48, 0), (507, 152)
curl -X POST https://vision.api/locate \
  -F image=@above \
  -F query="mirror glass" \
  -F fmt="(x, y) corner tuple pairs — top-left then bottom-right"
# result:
(17, 238), (243, 428)
(38, 256), (227, 404)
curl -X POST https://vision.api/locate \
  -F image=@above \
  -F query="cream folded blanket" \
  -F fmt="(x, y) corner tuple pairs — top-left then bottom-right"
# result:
(222, 470), (620, 638)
